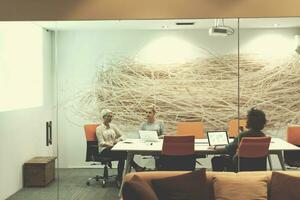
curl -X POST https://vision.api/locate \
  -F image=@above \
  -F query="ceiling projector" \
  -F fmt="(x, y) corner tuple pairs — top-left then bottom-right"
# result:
(209, 26), (233, 36)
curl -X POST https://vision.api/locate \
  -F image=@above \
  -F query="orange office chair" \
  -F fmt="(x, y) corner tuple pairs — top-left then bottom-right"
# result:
(176, 121), (204, 139)
(176, 121), (206, 161)
(156, 135), (196, 171)
(84, 124), (118, 187)
(284, 125), (300, 168)
(228, 119), (247, 138)
(236, 137), (271, 171)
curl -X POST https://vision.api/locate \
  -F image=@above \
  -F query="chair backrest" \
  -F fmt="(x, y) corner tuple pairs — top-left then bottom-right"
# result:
(84, 124), (99, 142)
(285, 125), (300, 167)
(237, 137), (271, 158)
(176, 121), (204, 139)
(237, 137), (271, 171)
(287, 125), (300, 145)
(84, 124), (100, 162)
(162, 135), (195, 156)
(228, 119), (247, 138)
(157, 136), (195, 171)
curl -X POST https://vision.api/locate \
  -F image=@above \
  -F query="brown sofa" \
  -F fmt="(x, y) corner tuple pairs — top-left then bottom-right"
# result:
(123, 170), (300, 200)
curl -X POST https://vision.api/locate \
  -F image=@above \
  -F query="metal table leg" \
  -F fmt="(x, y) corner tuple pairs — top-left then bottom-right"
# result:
(267, 155), (273, 170)
(277, 151), (286, 171)
(119, 152), (134, 196)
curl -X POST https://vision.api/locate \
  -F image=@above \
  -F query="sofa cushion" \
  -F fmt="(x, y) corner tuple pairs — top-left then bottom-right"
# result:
(122, 175), (159, 200)
(151, 168), (209, 200)
(213, 174), (268, 200)
(270, 171), (300, 200)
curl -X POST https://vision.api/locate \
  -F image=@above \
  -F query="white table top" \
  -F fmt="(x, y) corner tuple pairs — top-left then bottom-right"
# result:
(112, 138), (300, 152)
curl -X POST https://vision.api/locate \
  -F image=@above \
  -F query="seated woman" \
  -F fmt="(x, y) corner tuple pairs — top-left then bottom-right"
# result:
(96, 109), (145, 181)
(211, 108), (267, 172)
(140, 105), (164, 138)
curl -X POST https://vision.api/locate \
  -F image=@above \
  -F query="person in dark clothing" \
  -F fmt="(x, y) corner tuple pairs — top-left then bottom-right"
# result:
(211, 108), (267, 172)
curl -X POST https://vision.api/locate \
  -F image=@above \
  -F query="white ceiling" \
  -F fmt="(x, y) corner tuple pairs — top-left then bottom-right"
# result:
(30, 17), (300, 30)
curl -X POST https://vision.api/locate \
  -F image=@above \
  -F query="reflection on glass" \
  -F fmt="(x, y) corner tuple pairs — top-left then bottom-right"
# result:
(0, 22), (43, 112)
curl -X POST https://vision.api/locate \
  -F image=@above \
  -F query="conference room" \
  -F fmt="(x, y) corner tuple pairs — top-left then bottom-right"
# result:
(1, 15), (300, 200)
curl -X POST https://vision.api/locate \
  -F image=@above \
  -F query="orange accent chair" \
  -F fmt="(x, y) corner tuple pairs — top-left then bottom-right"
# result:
(84, 124), (117, 187)
(156, 136), (196, 171)
(284, 125), (300, 168)
(237, 137), (271, 171)
(228, 119), (247, 138)
(176, 121), (204, 139)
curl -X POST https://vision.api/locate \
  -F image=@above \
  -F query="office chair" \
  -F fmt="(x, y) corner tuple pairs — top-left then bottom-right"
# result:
(236, 137), (271, 171)
(84, 124), (118, 187)
(176, 121), (205, 139)
(176, 121), (206, 162)
(284, 125), (300, 168)
(228, 119), (247, 138)
(156, 135), (196, 171)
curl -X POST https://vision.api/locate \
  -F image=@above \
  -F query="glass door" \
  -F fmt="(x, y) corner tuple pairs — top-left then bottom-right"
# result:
(0, 21), (58, 200)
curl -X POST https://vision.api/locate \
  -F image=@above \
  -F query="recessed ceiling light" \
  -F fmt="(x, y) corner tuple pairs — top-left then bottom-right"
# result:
(273, 23), (279, 27)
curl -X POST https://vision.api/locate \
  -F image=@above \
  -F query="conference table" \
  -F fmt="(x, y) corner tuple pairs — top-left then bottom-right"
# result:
(112, 137), (300, 195)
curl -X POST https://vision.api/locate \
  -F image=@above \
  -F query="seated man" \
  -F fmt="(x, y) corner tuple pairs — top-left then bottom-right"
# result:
(140, 105), (164, 138)
(139, 105), (165, 170)
(96, 109), (145, 182)
(211, 108), (267, 172)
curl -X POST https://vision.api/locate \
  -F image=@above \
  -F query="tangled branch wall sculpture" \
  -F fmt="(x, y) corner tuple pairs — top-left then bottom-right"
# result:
(67, 54), (300, 132)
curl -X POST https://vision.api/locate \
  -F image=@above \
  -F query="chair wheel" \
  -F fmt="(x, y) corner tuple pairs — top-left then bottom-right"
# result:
(102, 180), (106, 187)
(86, 181), (90, 186)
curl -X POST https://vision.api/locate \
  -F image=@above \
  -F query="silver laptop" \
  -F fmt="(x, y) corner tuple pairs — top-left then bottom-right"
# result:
(139, 130), (159, 142)
(207, 131), (229, 146)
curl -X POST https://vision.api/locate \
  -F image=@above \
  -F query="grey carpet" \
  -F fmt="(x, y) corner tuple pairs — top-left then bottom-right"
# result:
(7, 169), (120, 200)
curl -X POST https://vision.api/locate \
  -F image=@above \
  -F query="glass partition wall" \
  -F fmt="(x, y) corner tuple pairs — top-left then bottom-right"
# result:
(54, 18), (239, 198)
(2, 17), (300, 200)
(238, 18), (300, 172)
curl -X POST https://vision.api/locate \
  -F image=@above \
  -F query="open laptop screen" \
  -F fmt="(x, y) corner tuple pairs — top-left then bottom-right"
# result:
(207, 131), (229, 146)
(139, 130), (159, 142)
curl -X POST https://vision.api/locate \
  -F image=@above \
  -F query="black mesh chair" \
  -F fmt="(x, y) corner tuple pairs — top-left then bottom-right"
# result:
(284, 149), (300, 168)
(84, 124), (118, 187)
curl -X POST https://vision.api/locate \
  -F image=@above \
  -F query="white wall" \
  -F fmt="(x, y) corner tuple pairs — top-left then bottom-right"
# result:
(0, 26), (54, 200)
(55, 29), (238, 167)
(56, 27), (300, 168)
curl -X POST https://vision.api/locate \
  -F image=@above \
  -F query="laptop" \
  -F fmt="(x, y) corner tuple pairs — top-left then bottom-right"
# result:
(139, 130), (159, 142)
(207, 131), (229, 146)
